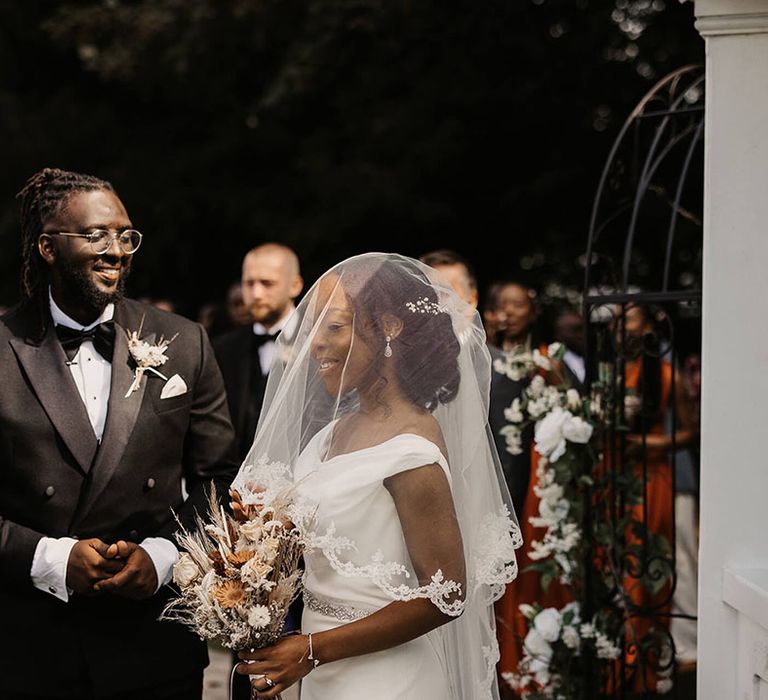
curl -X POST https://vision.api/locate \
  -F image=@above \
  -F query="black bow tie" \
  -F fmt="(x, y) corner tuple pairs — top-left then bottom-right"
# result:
(252, 330), (279, 349)
(56, 322), (116, 362)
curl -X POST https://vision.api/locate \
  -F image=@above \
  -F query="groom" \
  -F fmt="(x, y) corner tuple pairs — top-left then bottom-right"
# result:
(0, 168), (238, 699)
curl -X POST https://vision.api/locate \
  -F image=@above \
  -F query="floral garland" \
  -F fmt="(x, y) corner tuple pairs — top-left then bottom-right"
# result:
(494, 344), (674, 698)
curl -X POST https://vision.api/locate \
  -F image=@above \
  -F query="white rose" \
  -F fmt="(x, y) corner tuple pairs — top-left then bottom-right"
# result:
(534, 407), (570, 462)
(562, 626), (580, 649)
(238, 520), (264, 542)
(173, 553), (200, 588)
(562, 415), (593, 444)
(523, 628), (552, 662)
(566, 388), (581, 410)
(533, 607), (562, 643)
(531, 661), (551, 687)
(241, 556), (274, 588)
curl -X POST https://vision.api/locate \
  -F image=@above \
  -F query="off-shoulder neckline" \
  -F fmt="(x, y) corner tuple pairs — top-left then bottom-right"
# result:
(318, 423), (449, 468)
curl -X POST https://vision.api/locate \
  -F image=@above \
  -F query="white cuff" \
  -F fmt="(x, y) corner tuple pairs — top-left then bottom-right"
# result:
(30, 537), (78, 603)
(139, 537), (179, 592)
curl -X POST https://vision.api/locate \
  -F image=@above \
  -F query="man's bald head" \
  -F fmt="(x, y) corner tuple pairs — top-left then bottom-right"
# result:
(242, 243), (303, 328)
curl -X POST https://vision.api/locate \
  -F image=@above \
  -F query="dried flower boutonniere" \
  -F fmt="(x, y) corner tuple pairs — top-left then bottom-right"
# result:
(125, 315), (178, 398)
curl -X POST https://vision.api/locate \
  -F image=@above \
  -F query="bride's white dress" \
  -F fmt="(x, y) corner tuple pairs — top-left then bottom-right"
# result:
(294, 422), (454, 700)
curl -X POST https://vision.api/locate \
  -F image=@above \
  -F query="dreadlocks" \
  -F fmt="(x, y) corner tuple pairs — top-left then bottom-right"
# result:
(16, 168), (114, 299)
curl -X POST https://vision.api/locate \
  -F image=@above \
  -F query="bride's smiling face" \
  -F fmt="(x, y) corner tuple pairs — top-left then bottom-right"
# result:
(310, 274), (376, 397)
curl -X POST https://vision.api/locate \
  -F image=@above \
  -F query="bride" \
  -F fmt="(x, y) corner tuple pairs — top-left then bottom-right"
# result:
(231, 253), (521, 699)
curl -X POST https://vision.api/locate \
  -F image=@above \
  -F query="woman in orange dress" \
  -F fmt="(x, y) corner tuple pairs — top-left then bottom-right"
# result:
(620, 304), (697, 692)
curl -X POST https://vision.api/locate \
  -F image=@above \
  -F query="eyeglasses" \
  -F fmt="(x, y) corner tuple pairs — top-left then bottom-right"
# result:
(48, 229), (143, 255)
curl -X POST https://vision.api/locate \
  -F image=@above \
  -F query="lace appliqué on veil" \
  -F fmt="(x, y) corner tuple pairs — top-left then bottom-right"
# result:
(306, 525), (465, 617)
(471, 507), (523, 602)
(306, 506), (521, 618)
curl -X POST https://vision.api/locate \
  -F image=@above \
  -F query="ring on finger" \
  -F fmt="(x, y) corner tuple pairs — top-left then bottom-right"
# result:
(265, 676), (276, 688)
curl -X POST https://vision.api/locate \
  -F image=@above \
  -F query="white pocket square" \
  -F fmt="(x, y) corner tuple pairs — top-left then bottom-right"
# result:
(160, 374), (188, 399)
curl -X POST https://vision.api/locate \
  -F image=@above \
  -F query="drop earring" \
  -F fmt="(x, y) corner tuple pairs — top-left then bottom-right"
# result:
(384, 335), (393, 358)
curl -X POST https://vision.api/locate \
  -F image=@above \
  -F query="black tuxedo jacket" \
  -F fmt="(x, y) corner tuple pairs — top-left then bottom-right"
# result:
(488, 345), (531, 515)
(0, 297), (238, 698)
(213, 326), (268, 461)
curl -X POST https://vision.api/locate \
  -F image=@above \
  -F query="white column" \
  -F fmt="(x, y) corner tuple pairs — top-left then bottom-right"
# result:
(694, 1), (768, 697)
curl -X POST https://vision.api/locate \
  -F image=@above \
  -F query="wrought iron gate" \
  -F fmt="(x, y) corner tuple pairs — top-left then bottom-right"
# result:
(582, 65), (704, 698)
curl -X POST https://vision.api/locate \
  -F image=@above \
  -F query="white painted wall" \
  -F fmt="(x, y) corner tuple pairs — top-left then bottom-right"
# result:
(694, 1), (768, 697)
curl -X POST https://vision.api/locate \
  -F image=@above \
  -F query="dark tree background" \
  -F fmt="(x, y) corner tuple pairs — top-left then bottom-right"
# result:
(0, 0), (703, 316)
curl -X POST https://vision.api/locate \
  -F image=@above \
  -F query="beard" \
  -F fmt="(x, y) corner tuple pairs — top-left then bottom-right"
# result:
(57, 258), (130, 313)
(251, 304), (287, 328)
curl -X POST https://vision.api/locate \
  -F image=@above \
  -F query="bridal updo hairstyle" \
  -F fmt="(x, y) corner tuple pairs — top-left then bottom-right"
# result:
(347, 258), (461, 412)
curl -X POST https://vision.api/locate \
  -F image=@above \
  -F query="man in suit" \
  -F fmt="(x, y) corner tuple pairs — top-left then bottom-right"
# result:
(213, 244), (302, 700)
(554, 307), (586, 391)
(0, 168), (238, 699)
(213, 243), (303, 461)
(418, 251), (528, 513)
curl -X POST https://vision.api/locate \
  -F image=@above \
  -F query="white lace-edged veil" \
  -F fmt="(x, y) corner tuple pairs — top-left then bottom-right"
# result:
(231, 252), (522, 699)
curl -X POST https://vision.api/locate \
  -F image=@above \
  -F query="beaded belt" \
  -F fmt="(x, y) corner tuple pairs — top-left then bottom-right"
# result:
(303, 589), (374, 621)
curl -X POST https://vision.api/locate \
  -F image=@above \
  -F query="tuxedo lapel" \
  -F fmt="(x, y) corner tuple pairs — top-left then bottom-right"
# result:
(9, 325), (98, 475)
(71, 305), (152, 525)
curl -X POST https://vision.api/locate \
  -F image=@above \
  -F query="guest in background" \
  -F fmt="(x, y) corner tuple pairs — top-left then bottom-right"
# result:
(482, 280), (540, 513)
(419, 249), (478, 308)
(213, 243), (303, 700)
(213, 243), (303, 462)
(554, 307), (586, 391)
(620, 303), (699, 691)
(486, 282), (572, 695)
(419, 253), (529, 512)
(483, 280), (539, 353)
(670, 350), (701, 675)
(225, 279), (252, 328)
(199, 281), (253, 340)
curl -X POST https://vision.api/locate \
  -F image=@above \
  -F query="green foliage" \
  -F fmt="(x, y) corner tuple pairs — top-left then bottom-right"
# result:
(0, 1), (702, 311)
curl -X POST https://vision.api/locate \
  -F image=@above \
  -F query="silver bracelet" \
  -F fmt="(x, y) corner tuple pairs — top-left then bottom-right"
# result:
(307, 633), (321, 669)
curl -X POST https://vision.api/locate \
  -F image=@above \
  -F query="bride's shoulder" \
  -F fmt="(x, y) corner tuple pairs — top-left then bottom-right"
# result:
(400, 413), (447, 458)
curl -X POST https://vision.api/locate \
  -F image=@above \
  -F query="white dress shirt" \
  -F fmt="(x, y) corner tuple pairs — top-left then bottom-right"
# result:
(563, 349), (586, 384)
(253, 306), (296, 375)
(30, 291), (178, 602)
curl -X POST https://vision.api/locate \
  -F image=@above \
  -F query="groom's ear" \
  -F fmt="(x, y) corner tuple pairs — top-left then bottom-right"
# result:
(381, 313), (404, 340)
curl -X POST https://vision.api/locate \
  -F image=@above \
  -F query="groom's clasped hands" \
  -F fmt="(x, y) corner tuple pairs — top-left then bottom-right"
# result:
(66, 538), (158, 599)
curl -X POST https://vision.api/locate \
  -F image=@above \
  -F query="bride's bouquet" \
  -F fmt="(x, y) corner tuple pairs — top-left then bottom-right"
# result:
(162, 482), (307, 652)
